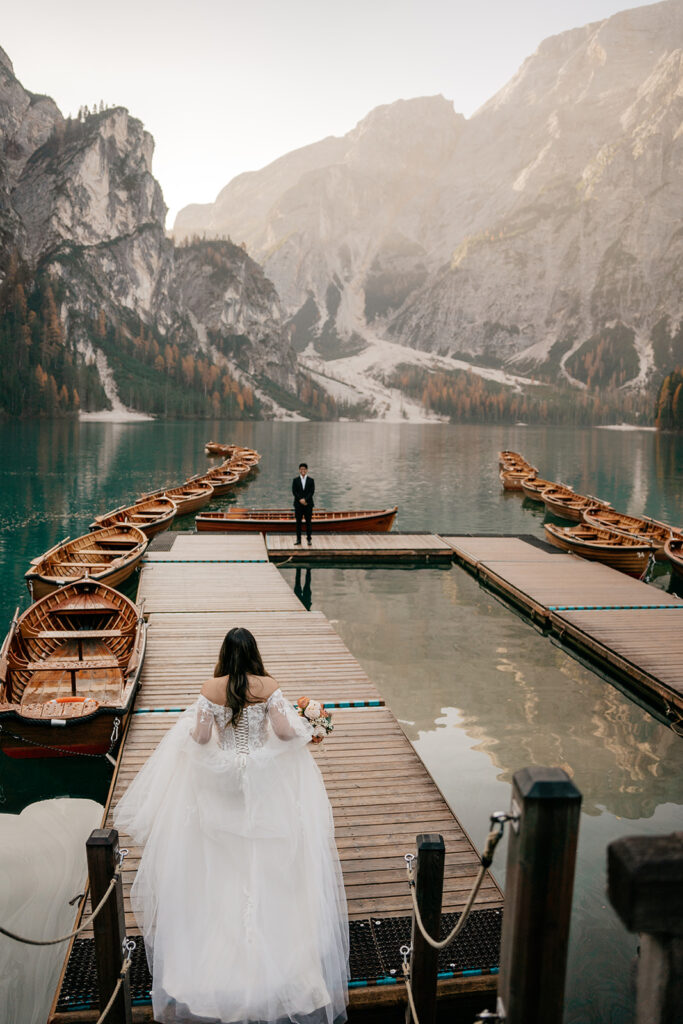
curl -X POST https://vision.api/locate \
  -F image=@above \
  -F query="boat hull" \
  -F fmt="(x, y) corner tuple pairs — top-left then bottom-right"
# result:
(665, 540), (683, 579)
(26, 551), (146, 599)
(520, 478), (560, 502)
(544, 524), (652, 577)
(89, 499), (177, 539)
(197, 472), (240, 497)
(582, 510), (682, 561)
(165, 487), (214, 516)
(542, 490), (611, 522)
(0, 705), (129, 758)
(196, 508), (398, 533)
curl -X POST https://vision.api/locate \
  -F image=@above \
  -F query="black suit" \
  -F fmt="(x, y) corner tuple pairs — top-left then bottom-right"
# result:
(292, 475), (315, 542)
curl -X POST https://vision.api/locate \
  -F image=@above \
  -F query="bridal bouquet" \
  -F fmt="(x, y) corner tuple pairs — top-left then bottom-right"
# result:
(296, 697), (334, 742)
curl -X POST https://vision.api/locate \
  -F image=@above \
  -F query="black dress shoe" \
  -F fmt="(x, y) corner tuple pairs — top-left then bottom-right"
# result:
(307, 538), (312, 545)
(294, 540), (301, 546)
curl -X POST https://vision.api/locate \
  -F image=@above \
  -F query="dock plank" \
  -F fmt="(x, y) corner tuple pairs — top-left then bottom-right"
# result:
(137, 562), (302, 613)
(267, 532), (453, 564)
(137, 609), (383, 706)
(552, 607), (683, 705)
(145, 533), (268, 562)
(447, 535), (683, 715)
(442, 535), (560, 566)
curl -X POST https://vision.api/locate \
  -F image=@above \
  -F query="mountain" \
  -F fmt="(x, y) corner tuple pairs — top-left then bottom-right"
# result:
(0, 47), (298, 418)
(174, 0), (683, 400)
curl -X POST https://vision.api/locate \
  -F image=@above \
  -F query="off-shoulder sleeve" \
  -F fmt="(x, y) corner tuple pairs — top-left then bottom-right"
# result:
(266, 689), (313, 743)
(192, 695), (215, 745)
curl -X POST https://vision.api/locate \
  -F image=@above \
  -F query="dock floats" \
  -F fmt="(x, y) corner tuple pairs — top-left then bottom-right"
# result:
(49, 533), (503, 1023)
(444, 535), (683, 722)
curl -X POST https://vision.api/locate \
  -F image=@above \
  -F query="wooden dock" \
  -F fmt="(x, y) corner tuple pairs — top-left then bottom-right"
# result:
(50, 534), (503, 1022)
(445, 535), (683, 719)
(266, 532), (454, 565)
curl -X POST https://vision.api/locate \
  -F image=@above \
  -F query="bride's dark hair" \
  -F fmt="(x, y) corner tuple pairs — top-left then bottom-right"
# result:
(214, 627), (269, 725)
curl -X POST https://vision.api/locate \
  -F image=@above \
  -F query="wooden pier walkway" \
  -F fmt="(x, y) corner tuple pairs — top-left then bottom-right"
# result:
(445, 535), (683, 718)
(50, 534), (503, 1022)
(267, 532), (453, 565)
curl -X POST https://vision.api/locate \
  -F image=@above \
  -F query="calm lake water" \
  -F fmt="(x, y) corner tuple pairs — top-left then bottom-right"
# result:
(1, 419), (682, 1023)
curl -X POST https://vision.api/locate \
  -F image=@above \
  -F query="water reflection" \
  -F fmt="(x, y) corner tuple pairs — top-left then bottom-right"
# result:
(293, 567), (683, 821)
(294, 567), (313, 610)
(280, 564), (683, 1024)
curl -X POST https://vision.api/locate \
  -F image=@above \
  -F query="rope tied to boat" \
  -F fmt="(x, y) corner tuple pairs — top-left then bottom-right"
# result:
(0, 848), (128, 946)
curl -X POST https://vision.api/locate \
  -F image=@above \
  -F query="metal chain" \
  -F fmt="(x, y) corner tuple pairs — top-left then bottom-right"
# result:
(0, 849), (128, 946)
(94, 938), (136, 1024)
(404, 812), (514, 952)
(0, 716), (121, 761)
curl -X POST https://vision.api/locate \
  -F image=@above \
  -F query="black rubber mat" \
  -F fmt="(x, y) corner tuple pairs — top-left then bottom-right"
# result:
(56, 908), (502, 1011)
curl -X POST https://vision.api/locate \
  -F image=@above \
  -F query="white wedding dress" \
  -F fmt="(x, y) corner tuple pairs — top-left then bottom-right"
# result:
(113, 690), (349, 1024)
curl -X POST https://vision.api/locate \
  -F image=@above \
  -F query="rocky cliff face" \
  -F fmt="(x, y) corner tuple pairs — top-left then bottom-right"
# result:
(174, 95), (465, 343)
(174, 0), (683, 388)
(169, 240), (297, 385)
(0, 47), (297, 412)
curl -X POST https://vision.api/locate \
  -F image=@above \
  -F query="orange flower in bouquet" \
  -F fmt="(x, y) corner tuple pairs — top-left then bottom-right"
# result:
(296, 696), (333, 742)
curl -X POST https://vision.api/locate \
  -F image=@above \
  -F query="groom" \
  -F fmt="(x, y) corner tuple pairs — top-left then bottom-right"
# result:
(292, 462), (315, 546)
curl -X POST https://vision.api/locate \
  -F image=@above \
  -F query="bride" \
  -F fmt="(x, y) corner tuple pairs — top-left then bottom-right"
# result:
(114, 627), (349, 1024)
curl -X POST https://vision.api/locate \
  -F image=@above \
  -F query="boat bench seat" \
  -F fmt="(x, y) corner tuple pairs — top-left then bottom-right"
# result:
(25, 656), (121, 672)
(58, 561), (117, 568)
(80, 548), (137, 555)
(28, 629), (128, 639)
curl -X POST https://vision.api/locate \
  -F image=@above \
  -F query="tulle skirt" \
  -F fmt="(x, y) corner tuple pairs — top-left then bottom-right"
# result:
(114, 710), (349, 1024)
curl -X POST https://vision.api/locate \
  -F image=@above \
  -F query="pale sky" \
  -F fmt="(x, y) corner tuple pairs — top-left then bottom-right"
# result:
(2, 0), (665, 225)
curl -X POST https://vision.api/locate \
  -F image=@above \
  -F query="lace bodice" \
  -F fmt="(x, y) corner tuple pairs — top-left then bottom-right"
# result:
(193, 689), (310, 755)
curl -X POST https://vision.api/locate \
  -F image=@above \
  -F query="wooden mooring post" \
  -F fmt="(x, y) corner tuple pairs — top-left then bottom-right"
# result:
(496, 766), (582, 1024)
(85, 828), (132, 1024)
(608, 832), (683, 1024)
(405, 834), (445, 1024)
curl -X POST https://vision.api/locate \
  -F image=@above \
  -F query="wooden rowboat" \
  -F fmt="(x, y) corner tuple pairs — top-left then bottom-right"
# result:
(224, 460), (254, 480)
(664, 539), (683, 580)
(196, 507), (399, 533)
(500, 466), (537, 491)
(498, 451), (528, 469)
(582, 509), (683, 560)
(139, 478), (215, 516)
(520, 477), (567, 502)
(25, 525), (148, 600)
(0, 581), (146, 758)
(89, 496), (177, 538)
(542, 486), (612, 522)
(205, 441), (238, 456)
(197, 468), (240, 497)
(233, 451), (261, 467)
(544, 522), (654, 577)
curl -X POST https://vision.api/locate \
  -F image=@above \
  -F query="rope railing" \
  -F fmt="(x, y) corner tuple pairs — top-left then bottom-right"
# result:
(93, 937), (136, 1024)
(404, 812), (512, 951)
(0, 849), (128, 946)
(401, 812), (516, 1024)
